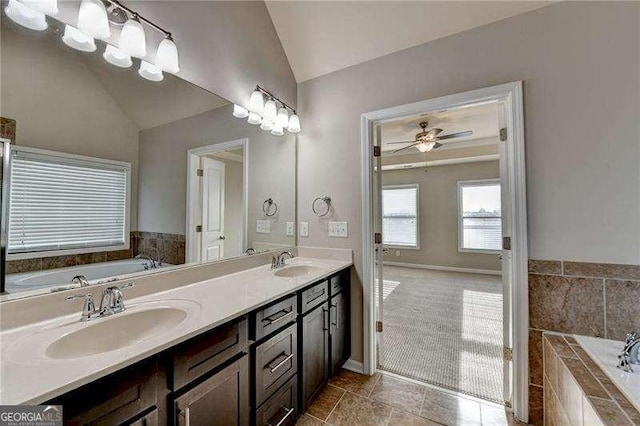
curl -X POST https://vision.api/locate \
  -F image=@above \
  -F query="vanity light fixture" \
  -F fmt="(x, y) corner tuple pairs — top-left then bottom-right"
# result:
(4, 0), (48, 31)
(62, 24), (97, 52)
(102, 44), (132, 68)
(22, 0), (58, 15)
(119, 15), (146, 57)
(78, 0), (110, 40)
(138, 60), (163, 82)
(235, 85), (301, 136)
(155, 35), (179, 73)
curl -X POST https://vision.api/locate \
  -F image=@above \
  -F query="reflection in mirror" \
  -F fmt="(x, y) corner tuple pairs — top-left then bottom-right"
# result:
(0, 13), (296, 300)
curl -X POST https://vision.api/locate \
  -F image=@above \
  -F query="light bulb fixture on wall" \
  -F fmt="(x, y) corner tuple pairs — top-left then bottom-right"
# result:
(119, 14), (146, 57)
(62, 24), (96, 52)
(233, 85), (301, 136)
(103, 44), (132, 68)
(138, 60), (163, 82)
(78, 0), (110, 39)
(4, 0), (49, 31)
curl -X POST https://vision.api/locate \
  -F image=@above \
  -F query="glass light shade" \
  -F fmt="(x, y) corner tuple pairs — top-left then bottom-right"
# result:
(5, 0), (47, 31)
(138, 60), (163, 82)
(249, 89), (264, 114)
(263, 99), (277, 122)
(260, 120), (273, 131)
(416, 141), (436, 152)
(247, 112), (261, 125)
(232, 104), (249, 118)
(22, 0), (57, 15)
(287, 114), (301, 133)
(277, 107), (289, 127)
(103, 44), (132, 68)
(119, 17), (146, 58)
(155, 37), (179, 73)
(78, 0), (110, 39)
(271, 122), (284, 136)
(62, 24), (96, 52)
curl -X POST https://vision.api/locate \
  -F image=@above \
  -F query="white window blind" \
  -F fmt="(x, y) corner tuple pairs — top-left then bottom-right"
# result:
(382, 185), (418, 247)
(8, 150), (130, 255)
(459, 180), (502, 252)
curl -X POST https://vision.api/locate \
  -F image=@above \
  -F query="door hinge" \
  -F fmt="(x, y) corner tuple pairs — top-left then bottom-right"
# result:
(376, 321), (383, 332)
(503, 346), (513, 361)
(504, 401), (512, 409)
(195, 225), (202, 233)
(373, 146), (381, 157)
(499, 127), (508, 142)
(502, 236), (511, 250)
(374, 232), (382, 244)
(196, 168), (203, 177)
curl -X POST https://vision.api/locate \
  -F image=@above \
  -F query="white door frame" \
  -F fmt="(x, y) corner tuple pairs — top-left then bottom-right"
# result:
(360, 82), (528, 421)
(186, 138), (249, 263)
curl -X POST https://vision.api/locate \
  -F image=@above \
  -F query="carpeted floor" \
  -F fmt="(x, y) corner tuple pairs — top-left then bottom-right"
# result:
(376, 266), (504, 403)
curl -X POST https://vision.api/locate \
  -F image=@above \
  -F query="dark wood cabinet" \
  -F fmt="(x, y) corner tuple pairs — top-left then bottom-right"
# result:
(300, 302), (330, 410)
(330, 291), (349, 376)
(173, 355), (249, 426)
(255, 375), (297, 426)
(254, 323), (298, 406)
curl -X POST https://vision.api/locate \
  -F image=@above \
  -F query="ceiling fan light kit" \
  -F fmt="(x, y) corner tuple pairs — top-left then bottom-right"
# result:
(388, 121), (473, 154)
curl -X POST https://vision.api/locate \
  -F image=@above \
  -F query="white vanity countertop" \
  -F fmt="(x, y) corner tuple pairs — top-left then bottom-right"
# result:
(0, 257), (352, 405)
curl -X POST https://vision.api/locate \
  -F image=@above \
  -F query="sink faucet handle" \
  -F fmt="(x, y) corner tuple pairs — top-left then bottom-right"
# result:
(119, 282), (135, 290)
(66, 293), (97, 321)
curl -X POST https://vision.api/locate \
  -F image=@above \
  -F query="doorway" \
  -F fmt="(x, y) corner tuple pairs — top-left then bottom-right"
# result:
(361, 82), (528, 420)
(186, 139), (248, 263)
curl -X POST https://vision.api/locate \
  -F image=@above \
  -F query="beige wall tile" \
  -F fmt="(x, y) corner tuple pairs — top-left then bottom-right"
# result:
(587, 397), (633, 426)
(556, 361), (583, 425)
(582, 396), (604, 426)
(528, 260), (562, 275)
(604, 279), (640, 340)
(529, 329), (543, 386)
(563, 261), (640, 280)
(528, 384), (544, 426)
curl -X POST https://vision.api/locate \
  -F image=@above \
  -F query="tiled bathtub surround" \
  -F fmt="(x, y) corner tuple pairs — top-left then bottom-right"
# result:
(528, 259), (640, 424)
(131, 231), (186, 266)
(543, 333), (640, 425)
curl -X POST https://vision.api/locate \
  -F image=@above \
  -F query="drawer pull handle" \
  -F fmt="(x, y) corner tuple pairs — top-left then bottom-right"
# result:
(263, 310), (294, 326)
(268, 407), (295, 426)
(331, 302), (339, 330)
(179, 407), (190, 426)
(267, 353), (295, 373)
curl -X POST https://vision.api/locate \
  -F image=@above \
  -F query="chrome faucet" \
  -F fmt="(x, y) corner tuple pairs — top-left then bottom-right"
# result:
(245, 248), (256, 255)
(66, 283), (134, 322)
(617, 332), (640, 372)
(272, 251), (294, 269)
(135, 253), (162, 269)
(71, 275), (90, 287)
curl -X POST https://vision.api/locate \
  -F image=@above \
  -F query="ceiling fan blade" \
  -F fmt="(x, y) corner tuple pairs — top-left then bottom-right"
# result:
(387, 140), (418, 145)
(392, 143), (419, 153)
(436, 130), (473, 140)
(433, 142), (443, 150)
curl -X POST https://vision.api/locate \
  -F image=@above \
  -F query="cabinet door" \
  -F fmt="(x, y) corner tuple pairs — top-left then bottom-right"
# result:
(174, 355), (249, 426)
(330, 292), (350, 375)
(255, 375), (297, 426)
(301, 303), (330, 410)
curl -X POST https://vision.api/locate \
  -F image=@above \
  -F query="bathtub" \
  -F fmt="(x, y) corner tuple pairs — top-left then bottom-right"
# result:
(5, 259), (173, 293)
(575, 335), (640, 412)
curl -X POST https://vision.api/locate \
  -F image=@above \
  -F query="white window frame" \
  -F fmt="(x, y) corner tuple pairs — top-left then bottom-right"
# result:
(381, 183), (420, 250)
(457, 178), (501, 254)
(7, 146), (131, 261)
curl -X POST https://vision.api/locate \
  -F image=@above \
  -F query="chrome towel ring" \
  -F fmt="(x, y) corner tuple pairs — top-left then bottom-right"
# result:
(262, 198), (278, 217)
(312, 196), (332, 217)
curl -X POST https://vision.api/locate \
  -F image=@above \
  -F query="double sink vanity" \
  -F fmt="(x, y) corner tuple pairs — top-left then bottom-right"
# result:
(0, 251), (353, 425)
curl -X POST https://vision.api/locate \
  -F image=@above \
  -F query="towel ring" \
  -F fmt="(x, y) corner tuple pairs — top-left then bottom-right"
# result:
(262, 198), (278, 217)
(312, 196), (332, 217)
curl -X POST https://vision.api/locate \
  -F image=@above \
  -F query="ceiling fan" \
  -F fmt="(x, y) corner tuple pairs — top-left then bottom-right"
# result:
(387, 121), (473, 153)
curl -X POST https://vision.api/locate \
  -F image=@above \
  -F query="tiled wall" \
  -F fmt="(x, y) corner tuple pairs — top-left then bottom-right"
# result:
(132, 231), (185, 266)
(528, 259), (640, 424)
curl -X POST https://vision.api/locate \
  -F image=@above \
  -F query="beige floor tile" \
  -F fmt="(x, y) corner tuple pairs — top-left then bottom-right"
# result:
(307, 385), (345, 421)
(326, 391), (393, 426)
(370, 374), (426, 414)
(420, 388), (482, 426)
(329, 369), (381, 397)
(296, 413), (325, 425)
(388, 409), (442, 425)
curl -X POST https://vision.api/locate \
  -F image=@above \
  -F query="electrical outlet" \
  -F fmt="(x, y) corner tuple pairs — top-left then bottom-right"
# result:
(300, 222), (309, 237)
(286, 222), (294, 236)
(395, 250), (400, 257)
(256, 220), (271, 234)
(328, 221), (348, 238)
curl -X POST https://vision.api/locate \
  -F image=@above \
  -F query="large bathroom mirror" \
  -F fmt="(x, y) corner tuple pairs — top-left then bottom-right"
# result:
(0, 13), (296, 300)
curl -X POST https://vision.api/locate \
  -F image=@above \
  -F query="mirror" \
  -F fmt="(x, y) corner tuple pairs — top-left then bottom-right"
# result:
(0, 13), (296, 300)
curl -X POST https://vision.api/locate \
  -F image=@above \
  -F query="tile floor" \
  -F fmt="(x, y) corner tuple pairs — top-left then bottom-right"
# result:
(296, 369), (524, 426)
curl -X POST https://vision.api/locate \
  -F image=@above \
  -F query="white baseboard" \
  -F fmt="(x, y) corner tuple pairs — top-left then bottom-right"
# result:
(383, 261), (502, 276)
(342, 359), (365, 374)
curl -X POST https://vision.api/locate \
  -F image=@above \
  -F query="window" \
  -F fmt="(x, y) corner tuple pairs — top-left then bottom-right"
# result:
(382, 184), (419, 248)
(8, 147), (130, 258)
(458, 179), (502, 252)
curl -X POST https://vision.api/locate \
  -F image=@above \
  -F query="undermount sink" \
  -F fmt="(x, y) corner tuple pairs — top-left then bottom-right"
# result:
(46, 307), (187, 359)
(273, 264), (323, 278)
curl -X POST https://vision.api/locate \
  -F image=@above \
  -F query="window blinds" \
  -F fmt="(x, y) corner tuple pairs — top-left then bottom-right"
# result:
(8, 151), (130, 254)
(460, 182), (502, 251)
(382, 185), (418, 247)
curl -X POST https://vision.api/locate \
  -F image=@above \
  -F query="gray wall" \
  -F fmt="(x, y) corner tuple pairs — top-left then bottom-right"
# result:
(297, 2), (640, 362)
(382, 161), (501, 271)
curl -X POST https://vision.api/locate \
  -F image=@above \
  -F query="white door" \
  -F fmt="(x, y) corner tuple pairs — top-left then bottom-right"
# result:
(373, 124), (385, 368)
(200, 157), (225, 261)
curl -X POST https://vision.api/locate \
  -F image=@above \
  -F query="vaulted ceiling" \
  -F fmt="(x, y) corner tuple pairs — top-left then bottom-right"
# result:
(266, 1), (551, 82)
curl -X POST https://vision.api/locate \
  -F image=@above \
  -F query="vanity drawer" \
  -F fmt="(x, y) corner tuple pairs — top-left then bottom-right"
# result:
(329, 271), (349, 296)
(173, 318), (248, 390)
(255, 375), (298, 426)
(300, 281), (329, 314)
(252, 295), (297, 341)
(254, 323), (298, 406)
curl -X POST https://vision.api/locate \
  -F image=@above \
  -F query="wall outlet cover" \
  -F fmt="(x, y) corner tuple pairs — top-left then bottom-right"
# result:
(300, 222), (309, 237)
(256, 220), (271, 234)
(395, 250), (400, 257)
(328, 221), (348, 238)
(286, 222), (294, 236)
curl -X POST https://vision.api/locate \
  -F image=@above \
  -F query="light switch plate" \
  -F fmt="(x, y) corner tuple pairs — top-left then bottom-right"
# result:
(328, 221), (348, 238)
(286, 222), (294, 236)
(257, 220), (271, 234)
(300, 222), (309, 237)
